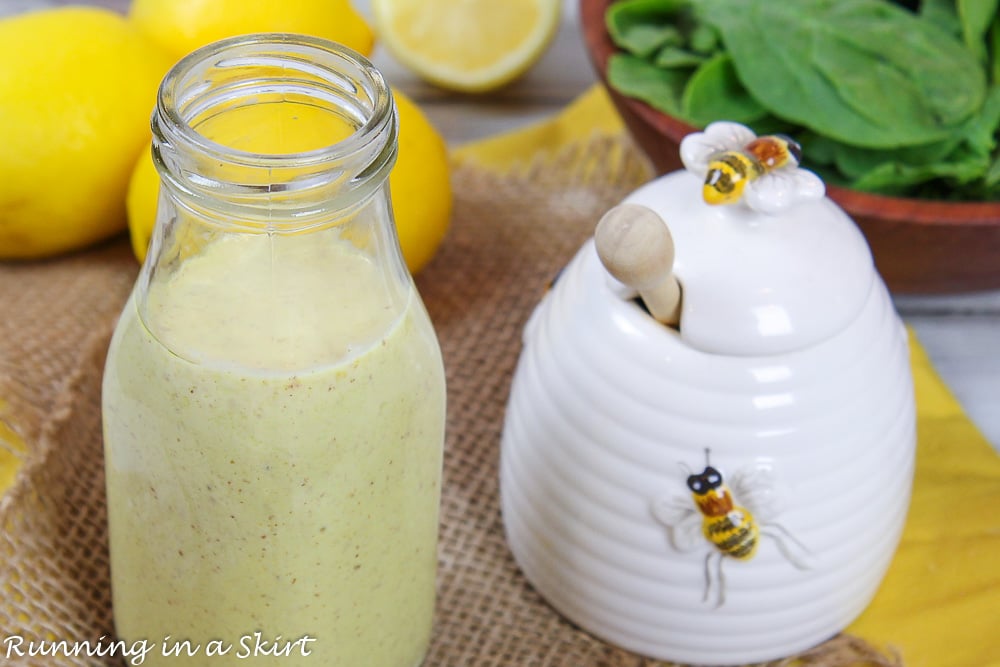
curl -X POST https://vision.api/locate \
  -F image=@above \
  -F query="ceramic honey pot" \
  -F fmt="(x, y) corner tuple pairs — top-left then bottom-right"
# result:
(499, 122), (916, 665)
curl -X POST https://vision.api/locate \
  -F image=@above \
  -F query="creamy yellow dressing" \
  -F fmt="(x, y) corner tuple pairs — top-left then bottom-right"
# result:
(103, 232), (445, 666)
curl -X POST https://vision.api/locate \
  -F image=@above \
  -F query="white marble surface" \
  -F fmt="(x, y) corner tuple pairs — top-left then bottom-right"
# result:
(26, 0), (1000, 450)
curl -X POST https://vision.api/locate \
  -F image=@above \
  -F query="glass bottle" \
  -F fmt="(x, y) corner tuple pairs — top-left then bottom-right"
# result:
(102, 35), (446, 667)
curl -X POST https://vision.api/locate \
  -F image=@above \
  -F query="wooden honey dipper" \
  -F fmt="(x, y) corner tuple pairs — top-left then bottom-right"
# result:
(595, 204), (682, 327)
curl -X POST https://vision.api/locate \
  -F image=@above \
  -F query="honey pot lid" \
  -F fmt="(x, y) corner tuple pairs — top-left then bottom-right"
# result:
(617, 122), (875, 356)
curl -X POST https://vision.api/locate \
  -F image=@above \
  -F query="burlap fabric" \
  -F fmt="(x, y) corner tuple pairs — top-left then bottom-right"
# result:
(0, 136), (901, 666)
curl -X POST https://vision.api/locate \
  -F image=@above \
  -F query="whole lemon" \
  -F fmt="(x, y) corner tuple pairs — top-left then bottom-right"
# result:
(390, 92), (452, 274)
(127, 91), (451, 274)
(125, 145), (159, 263)
(128, 0), (375, 62)
(0, 8), (172, 260)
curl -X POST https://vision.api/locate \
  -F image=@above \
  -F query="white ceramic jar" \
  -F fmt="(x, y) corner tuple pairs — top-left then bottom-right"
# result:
(500, 124), (916, 665)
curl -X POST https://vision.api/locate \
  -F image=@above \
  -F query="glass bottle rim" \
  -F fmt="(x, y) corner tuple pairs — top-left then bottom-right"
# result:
(155, 32), (395, 171)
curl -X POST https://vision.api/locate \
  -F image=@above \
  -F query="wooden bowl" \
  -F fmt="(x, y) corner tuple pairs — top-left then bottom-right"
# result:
(580, 0), (1000, 294)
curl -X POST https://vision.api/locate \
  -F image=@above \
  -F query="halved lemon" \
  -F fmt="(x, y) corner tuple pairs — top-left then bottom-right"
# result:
(373, 0), (560, 93)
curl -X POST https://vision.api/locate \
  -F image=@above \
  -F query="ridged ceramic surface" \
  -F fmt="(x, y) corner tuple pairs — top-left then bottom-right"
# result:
(500, 240), (916, 665)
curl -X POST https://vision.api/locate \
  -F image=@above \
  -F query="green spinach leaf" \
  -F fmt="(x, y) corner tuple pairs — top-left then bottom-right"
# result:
(799, 132), (840, 166)
(832, 138), (961, 180)
(958, 0), (999, 62)
(697, 0), (986, 148)
(607, 0), (689, 57)
(920, 0), (962, 36)
(681, 54), (768, 125)
(607, 53), (688, 118)
(984, 153), (1000, 189)
(851, 144), (989, 192)
(689, 23), (720, 54)
(958, 84), (1000, 157)
(654, 46), (708, 68)
(990, 12), (1000, 83)
(802, 87), (998, 190)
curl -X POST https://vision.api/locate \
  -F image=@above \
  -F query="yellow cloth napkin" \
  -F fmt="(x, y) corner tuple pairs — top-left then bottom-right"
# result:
(457, 85), (1000, 667)
(0, 399), (26, 492)
(452, 85), (625, 170)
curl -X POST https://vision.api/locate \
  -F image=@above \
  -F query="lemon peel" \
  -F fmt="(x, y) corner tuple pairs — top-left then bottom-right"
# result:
(128, 0), (375, 61)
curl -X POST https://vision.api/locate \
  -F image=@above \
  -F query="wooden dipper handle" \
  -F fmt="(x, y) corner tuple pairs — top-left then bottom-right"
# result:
(595, 204), (682, 327)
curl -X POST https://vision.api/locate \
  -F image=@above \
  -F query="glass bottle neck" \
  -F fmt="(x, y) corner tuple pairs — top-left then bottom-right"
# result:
(136, 35), (411, 371)
(151, 33), (398, 227)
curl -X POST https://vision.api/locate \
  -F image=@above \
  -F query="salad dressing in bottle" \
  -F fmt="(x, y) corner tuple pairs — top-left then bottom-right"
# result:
(102, 35), (446, 667)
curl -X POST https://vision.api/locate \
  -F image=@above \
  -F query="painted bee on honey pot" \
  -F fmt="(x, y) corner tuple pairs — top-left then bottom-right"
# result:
(652, 449), (812, 607)
(703, 134), (800, 205)
(680, 121), (824, 214)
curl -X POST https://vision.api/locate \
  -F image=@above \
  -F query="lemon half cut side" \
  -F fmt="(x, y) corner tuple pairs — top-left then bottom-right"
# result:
(373, 0), (561, 93)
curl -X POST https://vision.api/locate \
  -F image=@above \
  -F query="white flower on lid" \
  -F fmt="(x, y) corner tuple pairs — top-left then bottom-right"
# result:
(680, 121), (825, 215)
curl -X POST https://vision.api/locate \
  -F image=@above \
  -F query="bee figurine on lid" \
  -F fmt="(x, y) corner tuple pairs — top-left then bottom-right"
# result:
(499, 122), (916, 666)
